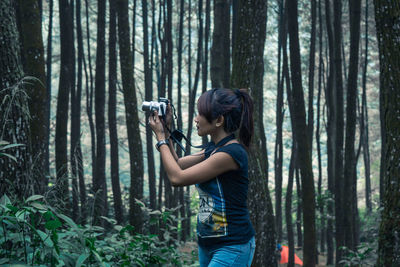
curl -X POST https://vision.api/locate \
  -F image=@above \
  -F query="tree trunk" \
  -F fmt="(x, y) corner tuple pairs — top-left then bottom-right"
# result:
(55, 0), (73, 212)
(85, 0), (96, 196)
(333, 0), (345, 263)
(109, 0), (123, 225)
(343, 0), (361, 251)
(0, 0), (32, 199)
(286, 0), (317, 265)
(116, 0), (144, 233)
(231, 1), (276, 266)
(375, 0), (400, 265)
(210, 0), (230, 88)
(362, 0), (372, 214)
(324, 0), (336, 263)
(45, 0), (53, 176)
(16, 0), (47, 194)
(286, 144), (297, 267)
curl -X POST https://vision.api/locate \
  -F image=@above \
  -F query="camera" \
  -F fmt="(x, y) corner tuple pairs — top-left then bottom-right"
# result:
(141, 97), (169, 116)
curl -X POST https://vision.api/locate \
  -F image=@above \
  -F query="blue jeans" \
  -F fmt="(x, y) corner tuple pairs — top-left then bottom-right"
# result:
(198, 236), (256, 267)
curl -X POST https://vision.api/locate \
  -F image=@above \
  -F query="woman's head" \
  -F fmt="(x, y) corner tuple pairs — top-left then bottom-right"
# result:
(197, 88), (254, 147)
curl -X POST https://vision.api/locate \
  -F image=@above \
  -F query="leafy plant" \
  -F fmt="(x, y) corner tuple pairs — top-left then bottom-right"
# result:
(0, 140), (24, 162)
(339, 241), (377, 267)
(0, 194), (186, 266)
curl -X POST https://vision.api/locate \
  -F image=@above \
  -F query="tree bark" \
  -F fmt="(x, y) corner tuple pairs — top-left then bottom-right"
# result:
(109, 0), (123, 225)
(231, 1), (276, 266)
(375, 0), (400, 265)
(116, 0), (144, 233)
(55, 0), (73, 212)
(16, 0), (47, 194)
(343, 0), (361, 251)
(0, 0), (32, 200)
(210, 0), (230, 88)
(286, 0), (317, 265)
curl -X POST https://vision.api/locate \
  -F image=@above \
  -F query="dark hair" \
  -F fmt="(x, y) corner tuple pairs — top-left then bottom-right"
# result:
(197, 88), (254, 148)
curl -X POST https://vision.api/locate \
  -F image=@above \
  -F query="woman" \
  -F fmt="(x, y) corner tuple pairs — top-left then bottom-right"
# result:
(148, 88), (256, 267)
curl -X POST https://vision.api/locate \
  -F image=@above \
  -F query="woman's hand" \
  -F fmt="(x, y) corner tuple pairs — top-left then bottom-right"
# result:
(164, 103), (173, 129)
(148, 111), (166, 141)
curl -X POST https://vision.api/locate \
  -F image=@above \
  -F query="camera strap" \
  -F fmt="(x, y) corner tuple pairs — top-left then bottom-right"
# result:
(166, 127), (206, 153)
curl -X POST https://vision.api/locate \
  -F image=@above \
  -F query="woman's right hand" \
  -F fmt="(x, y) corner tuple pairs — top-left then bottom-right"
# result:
(164, 103), (173, 129)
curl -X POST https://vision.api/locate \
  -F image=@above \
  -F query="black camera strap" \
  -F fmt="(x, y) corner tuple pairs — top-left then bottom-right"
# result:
(165, 126), (206, 153)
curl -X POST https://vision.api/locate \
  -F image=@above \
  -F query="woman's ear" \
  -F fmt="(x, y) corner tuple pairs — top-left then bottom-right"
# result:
(215, 115), (225, 127)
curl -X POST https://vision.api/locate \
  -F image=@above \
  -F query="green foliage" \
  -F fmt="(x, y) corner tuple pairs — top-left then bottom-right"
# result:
(0, 194), (186, 266)
(339, 242), (377, 267)
(0, 140), (25, 162)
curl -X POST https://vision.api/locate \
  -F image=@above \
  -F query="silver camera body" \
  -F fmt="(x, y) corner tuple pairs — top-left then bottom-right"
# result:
(141, 97), (169, 116)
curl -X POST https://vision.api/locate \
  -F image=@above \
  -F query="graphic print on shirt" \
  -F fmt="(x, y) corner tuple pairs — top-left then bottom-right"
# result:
(196, 178), (227, 238)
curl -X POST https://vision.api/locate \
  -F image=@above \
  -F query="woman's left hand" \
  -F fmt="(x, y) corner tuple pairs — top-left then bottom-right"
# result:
(148, 111), (166, 141)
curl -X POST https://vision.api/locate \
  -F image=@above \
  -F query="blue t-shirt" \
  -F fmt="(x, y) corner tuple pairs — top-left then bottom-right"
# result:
(196, 138), (255, 248)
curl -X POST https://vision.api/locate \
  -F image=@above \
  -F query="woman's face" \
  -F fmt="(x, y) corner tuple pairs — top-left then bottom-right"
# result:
(194, 111), (216, 137)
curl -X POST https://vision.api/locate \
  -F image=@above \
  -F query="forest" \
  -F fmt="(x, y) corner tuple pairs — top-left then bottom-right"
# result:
(0, 0), (399, 266)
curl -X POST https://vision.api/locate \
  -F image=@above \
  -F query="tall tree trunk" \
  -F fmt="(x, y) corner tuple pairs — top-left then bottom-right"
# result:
(231, 1), (276, 266)
(69, 0), (80, 222)
(16, 0), (47, 194)
(109, 0), (123, 225)
(210, 0), (230, 88)
(116, 0), (144, 233)
(93, 0), (107, 226)
(317, 0), (326, 254)
(333, 0), (345, 263)
(142, 0), (157, 224)
(375, 0), (400, 265)
(75, 0), (86, 225)
(324, 0), (336, 263)
(343, 0), (361, 251)
(85, 0), (96, 193)
(55, 0), (73, 212)
(286, 144), (297, 267)
(177, 0), (186, 241)
(308, 0), (316, 153)
(362, 0), (372, 214)
(45, 0), (54, 176)
(0, 0), (32, 199)
(286, 0), (317, 265)
(274, 0), (284, 243)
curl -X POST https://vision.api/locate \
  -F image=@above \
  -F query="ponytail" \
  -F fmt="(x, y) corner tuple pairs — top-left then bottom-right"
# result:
(236, 89), (254, 148)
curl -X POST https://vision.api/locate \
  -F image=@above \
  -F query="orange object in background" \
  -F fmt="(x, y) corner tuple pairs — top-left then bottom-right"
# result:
(279, 245), (303, 266)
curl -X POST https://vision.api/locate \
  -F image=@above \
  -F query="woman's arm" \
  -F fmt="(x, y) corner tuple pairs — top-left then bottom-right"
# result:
(159, 144), (238, 186)
(166, 137), (205, 169)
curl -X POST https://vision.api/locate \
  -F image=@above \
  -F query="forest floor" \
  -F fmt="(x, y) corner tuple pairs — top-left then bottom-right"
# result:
(179, 242), (332, 266)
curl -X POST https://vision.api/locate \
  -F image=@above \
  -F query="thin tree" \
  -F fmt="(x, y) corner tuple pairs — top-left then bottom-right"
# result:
(231, 0), (276, 265)
(45, 0), (54, 176)
(375, 0), (400, 265)
(333, 0), (346, 263)
(142, 0), (157, 217)
(361, 0), (372, 214)
(343, 0), (362, 251)
(93, 0), (107, 226)
(116, 0), (144, 233)
(55, 0), (73, 212)
(286, 0), (317, 265)
(286, 143), (297, 267)
(109, 0), (124, 225)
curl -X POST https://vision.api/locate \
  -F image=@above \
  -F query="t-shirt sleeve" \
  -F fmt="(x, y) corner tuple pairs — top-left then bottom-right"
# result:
(216, 144), (248, 177)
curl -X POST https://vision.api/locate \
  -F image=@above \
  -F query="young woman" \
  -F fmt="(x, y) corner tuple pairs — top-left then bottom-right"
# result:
(148, 88), (256, 267)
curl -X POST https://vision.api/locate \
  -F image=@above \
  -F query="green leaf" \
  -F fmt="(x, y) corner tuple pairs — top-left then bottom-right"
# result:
(25, 195), (44, 202)
(30, 202), (48, 211)
(37, 229), (54, 247)
(0, 194), (11, 206)
(45, 219), (62, 230)
(58, 213), (78, 229)
(76, 253), (90, 267)
(0, 258), (9, 264)
(0, 152), (17, 162)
